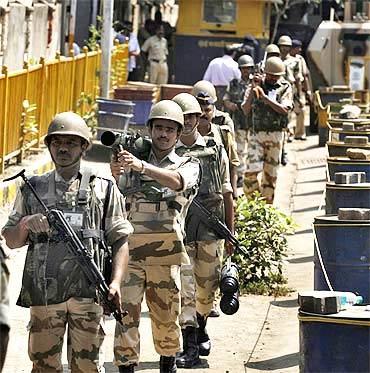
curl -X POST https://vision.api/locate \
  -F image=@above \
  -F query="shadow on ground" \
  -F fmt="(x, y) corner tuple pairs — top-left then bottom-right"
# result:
(270, 299), (298, 308)
(246, 352), (299, 370)
(288, 255), (313, 264)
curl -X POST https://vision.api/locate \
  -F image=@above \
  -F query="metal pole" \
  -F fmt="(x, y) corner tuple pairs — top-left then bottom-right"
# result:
(100, 0), (114, 98)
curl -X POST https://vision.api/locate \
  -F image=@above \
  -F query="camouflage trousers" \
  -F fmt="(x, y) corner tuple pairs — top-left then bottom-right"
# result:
(114, 262), (181, 367)
(244, 131), (283, 203)
(28, 297), (104, 372)
(236, 129), (248, 176)
(179, 240), (223, 328)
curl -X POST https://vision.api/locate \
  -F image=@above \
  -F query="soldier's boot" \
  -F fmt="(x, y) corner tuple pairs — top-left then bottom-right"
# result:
(176, 327), (201, 368)
(160, 355), (177, 373)
(118, 364), (135, 372)
(176, 328), (188, 358)
(197, 312), (211, 356)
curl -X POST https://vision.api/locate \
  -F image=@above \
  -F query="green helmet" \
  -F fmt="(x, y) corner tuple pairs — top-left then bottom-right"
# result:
(45, 112), (91, 146)
(264, 56), (285, 76)
(147, 100), (184, 128)
(265, 44), (280, 55)
(192, 80), (217, 104)
(172, 93), (202, 115)
(277, 35), (292, 47)
(237, 54), (254, 67)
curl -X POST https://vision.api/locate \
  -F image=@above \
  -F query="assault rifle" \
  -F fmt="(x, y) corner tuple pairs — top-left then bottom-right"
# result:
(4, 169), (127, 325)
(191, 199), (248, 256)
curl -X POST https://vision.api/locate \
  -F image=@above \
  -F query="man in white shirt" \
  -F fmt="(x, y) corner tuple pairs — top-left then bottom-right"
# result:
(203, 46), (241, 110)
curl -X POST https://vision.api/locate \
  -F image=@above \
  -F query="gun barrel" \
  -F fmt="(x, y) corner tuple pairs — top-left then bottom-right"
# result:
(101, 130), (119, 147)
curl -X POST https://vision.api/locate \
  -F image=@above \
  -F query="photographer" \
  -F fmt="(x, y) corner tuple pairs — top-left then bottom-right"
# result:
(242, 56), (293, 204)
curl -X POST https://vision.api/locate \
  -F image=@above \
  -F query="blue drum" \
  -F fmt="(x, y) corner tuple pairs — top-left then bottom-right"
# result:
(299, 308), (370, 372)
(327, 157), (370, 182)
(313, 216), (370, 302)
(325, 182), (370, 214)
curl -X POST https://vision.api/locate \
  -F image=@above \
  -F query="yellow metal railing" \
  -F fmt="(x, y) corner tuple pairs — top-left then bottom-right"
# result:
(0, 42), (128, 174)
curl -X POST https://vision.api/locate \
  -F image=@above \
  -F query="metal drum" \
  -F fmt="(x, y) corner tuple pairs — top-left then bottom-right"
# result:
(313, 216), (370, 302)
(325, 182), (370, 214)
(330, 128), (370, 142)
(327, 157), (370, 182)
(299, 309), (370, 372)
(327, 142), (370, 157)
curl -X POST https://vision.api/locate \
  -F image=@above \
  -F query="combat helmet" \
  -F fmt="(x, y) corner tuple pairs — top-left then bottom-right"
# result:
(172, 93), (202, 115)
(265, 44), (280, 55)
(192, 80), (217, 104)
(147, 100), (184, 128)
(45, 111), (91, 146)
(264, 57), (285, 76)
(277, 35), (292, 47)
(237, 55), (254, 68)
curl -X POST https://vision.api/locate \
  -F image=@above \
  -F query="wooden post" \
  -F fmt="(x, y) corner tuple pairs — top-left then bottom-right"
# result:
(69, 49), (76, 111)
(55, 51), (61, 114)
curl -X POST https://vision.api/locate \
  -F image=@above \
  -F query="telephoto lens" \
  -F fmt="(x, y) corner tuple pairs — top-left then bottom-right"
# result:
(219, 258), (240, 315)
(220, 261), (239, 294)
(220, 291), (240, 315)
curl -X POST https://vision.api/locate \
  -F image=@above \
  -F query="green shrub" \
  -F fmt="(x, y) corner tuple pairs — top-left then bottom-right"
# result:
(230, 194), (295, 296)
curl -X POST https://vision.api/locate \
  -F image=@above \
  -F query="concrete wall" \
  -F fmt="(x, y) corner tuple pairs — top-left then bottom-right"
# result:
(3, 3), (26, 70)
(29, 3), (48, 62)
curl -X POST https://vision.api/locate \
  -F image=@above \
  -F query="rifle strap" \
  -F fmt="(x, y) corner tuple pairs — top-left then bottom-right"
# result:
(102, 179), (113, 232)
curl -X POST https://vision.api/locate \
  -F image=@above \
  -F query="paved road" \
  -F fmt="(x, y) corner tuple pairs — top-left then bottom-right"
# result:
(0, 131), (326, 372)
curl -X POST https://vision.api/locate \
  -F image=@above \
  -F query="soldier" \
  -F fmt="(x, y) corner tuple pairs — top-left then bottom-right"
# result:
(0, 240), (9, 372)
(192, 80), (240, 199)
(290, 39), (311, 140)
(256, 44), (281, 73)
(242, 57), (293, 204)
(1, 112), (133, 372)
(277, 35), (304, 144)
(223, 54), (255, 187)
(172, 93), (234, 367)
(111, 100), (200, 373)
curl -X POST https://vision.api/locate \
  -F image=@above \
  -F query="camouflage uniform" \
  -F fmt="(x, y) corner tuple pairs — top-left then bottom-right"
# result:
(176, 134), (233, 325)
(244, 78), (293, 203)
(114, 147), (200, 367)
(223, 78), (251, 175)
(2, 169), (132, 372)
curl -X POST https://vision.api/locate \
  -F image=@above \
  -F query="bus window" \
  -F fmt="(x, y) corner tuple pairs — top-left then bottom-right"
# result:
(203, 0), (236, 24)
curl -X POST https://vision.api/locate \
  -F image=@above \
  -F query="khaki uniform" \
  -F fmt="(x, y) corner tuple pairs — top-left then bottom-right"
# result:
(223, 78), (251, 175)
(2, 170), (132, 372)
(114, 148), (200, 367)
(282, 55), (304, 136)
(141, 35), (168, 84)
(244, 78), (293, 203)
(176, 134), (233, 326)
(294, 54), (309, 138)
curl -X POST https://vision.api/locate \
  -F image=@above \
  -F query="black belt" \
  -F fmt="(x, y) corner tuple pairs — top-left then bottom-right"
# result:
(150, 59), (166, 63)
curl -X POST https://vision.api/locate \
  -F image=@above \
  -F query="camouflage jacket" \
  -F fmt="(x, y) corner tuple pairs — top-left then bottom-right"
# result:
(223, 78), (250, 130)
(176, 134), (233, 243)
(204, 121), (240, 168)
(2, 169), (133, 307)
(120, 147), (200, 265)
(250, 78), (293, 133)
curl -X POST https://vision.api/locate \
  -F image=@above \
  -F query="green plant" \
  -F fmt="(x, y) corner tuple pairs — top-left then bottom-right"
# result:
(85, 16), (102, 51)
(76, 93), (98, 135)
(230, 193), (295, 296)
